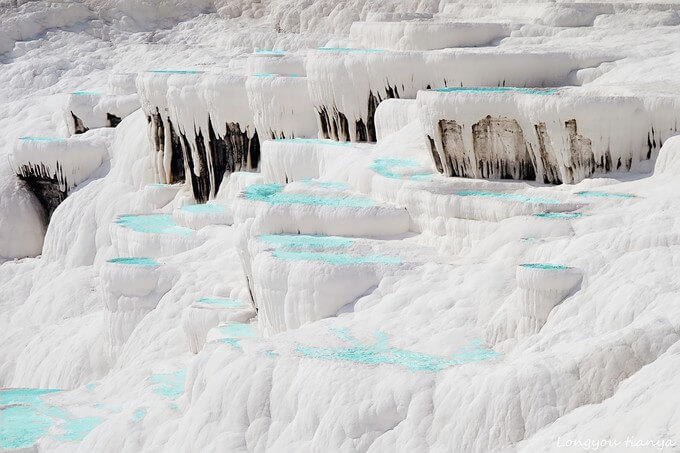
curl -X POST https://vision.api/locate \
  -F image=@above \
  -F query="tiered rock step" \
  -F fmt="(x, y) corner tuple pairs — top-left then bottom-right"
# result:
(246, 49), (306, 76)
(239, 233), (434, 335)
(417, 86), (680, 184)
(100, 257), (175, 356)
(182, 298), (256, 353)
(306, 46), (609, 142)
(439, 1), (680, 28)
(205, 321), (258, 349)
(138, 183), (182, 209)
(64, 85), (139, 135)
(172, 202), (233, 230)
(349, 20), (513, 51)
(260, 138), (366, 184)
(232, 181), (410, 237)
(109, 213), (200, 257)
(11, 134), (110, 220)
(246, 73), (317, 140)
(487, 263), (582, 345)
(137, 69), (258, 202)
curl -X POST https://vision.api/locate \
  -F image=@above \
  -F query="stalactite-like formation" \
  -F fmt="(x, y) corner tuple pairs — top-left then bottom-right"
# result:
(16, 161), (69, 222)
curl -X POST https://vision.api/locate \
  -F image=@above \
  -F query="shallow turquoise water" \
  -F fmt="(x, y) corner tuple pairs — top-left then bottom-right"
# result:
(318, 47), (385, 53)
(19, 136), (66, 142)
(132, 408), (147, 422)
(0, 388), (103, 448)
(107, 257), (159, 267)
(534, 212), (583, 219)
(575, 191), (634, 199)
(435, 87), (557, 95)
(148, 69), (198, 74)
(254, 49), (285, 55)
(115, 214), (193, 236)
(456, 190), (560, 205)
(72, 90), (100, 96)
(215, 323), (256, 349)
(196, 298), (245, 308)
(273, 250), (402, 265)
(521, 263), (568, 270)
(252, 72), (301, 77)
(273, 138), (351, 147)
(259, 234), (353, 249)
(150, 370), (186, 400)
(297, 329), (498, 372)
(180, 203), (227, 214)
(371, 158), (433, 180)
(218, 323), (256, 338)
(243, 184), (374, 207)
(302, 179), (349, 190)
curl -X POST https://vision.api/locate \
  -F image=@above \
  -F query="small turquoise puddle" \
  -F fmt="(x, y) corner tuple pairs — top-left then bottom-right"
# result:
(195, 297), (245, 308)
(150, 369), (186, 400)
(216, 323), (256, 349)
(149, 183), (173, 188)
(148, 69), (198, 74)
(243, 183), (374, 207)
(302, 179), (348, 190)
(575, 191), (635, 199)
(254, 49), (285, 55)
(19, 136), (66, 142)
(371, 158), (433, 180)
(521, 263), (568, 270)
(179, 203), (227, 214)
(318, 47), (385, 53)
(107, 257), (159, 267)
(131, 408), (147, 422)
(115, 214), (193, 236)
(522, 237), (540, 244)
(85, 383), (97, 391)
(274, 138), (351, 147)
(297, 329), (498, 372)
(456, 190), (560, 205)
(260, 234), (353, 249)
(0, 388), (103, 449)
(71, 90), (100, 96)
(272, 250), (402, 266)
(435, 87), (557, 95)
(251, 72), (301, 77)
(534, 212), (583, 219)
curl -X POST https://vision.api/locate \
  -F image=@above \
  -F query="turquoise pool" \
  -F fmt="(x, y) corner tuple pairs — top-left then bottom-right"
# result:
(435, 87), (557, 95)
(259, 234), (354, 249)
(115, 214), (193, 236)
(107, 257), (159, 267)
(243, 184), (374, 207)
(456, 190), (560, 205)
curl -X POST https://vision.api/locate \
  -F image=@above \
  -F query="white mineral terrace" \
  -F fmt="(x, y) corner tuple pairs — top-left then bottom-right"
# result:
(2, 1), (680, 452)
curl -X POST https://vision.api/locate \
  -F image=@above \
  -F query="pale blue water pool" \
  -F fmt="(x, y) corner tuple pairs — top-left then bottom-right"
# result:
(259, 234), (353, 249)
(215, 323), (256, 349)
(72, 90), (100, 96)
(19, 136), (66, 142)
(179, 203), (227, 214)
(254, 49), (285, 55)
(371, 158), (433, 180)
(273, 138), (352, 147)
(302, 179), (349, 190)
(575, 191), (634, 199)
(150, 369), (186, 400)
(115, 214), (193, 236)
(148, 70), (198, 74)
(196, 298), (245, 308)
(297, 329), (498, 372)
(456, 190), (560, 205)
(521, 263), (568, 270)
(534, 212), (583, 219)
(273, 250), (402, 266)
(131, 408), (147, 422)
(252, 72), (301, 77)
(243, 184), (374, 207)
(435, 87), (558, 95)
(107, 257), (159, 267)
(0, 388), (103, 448)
